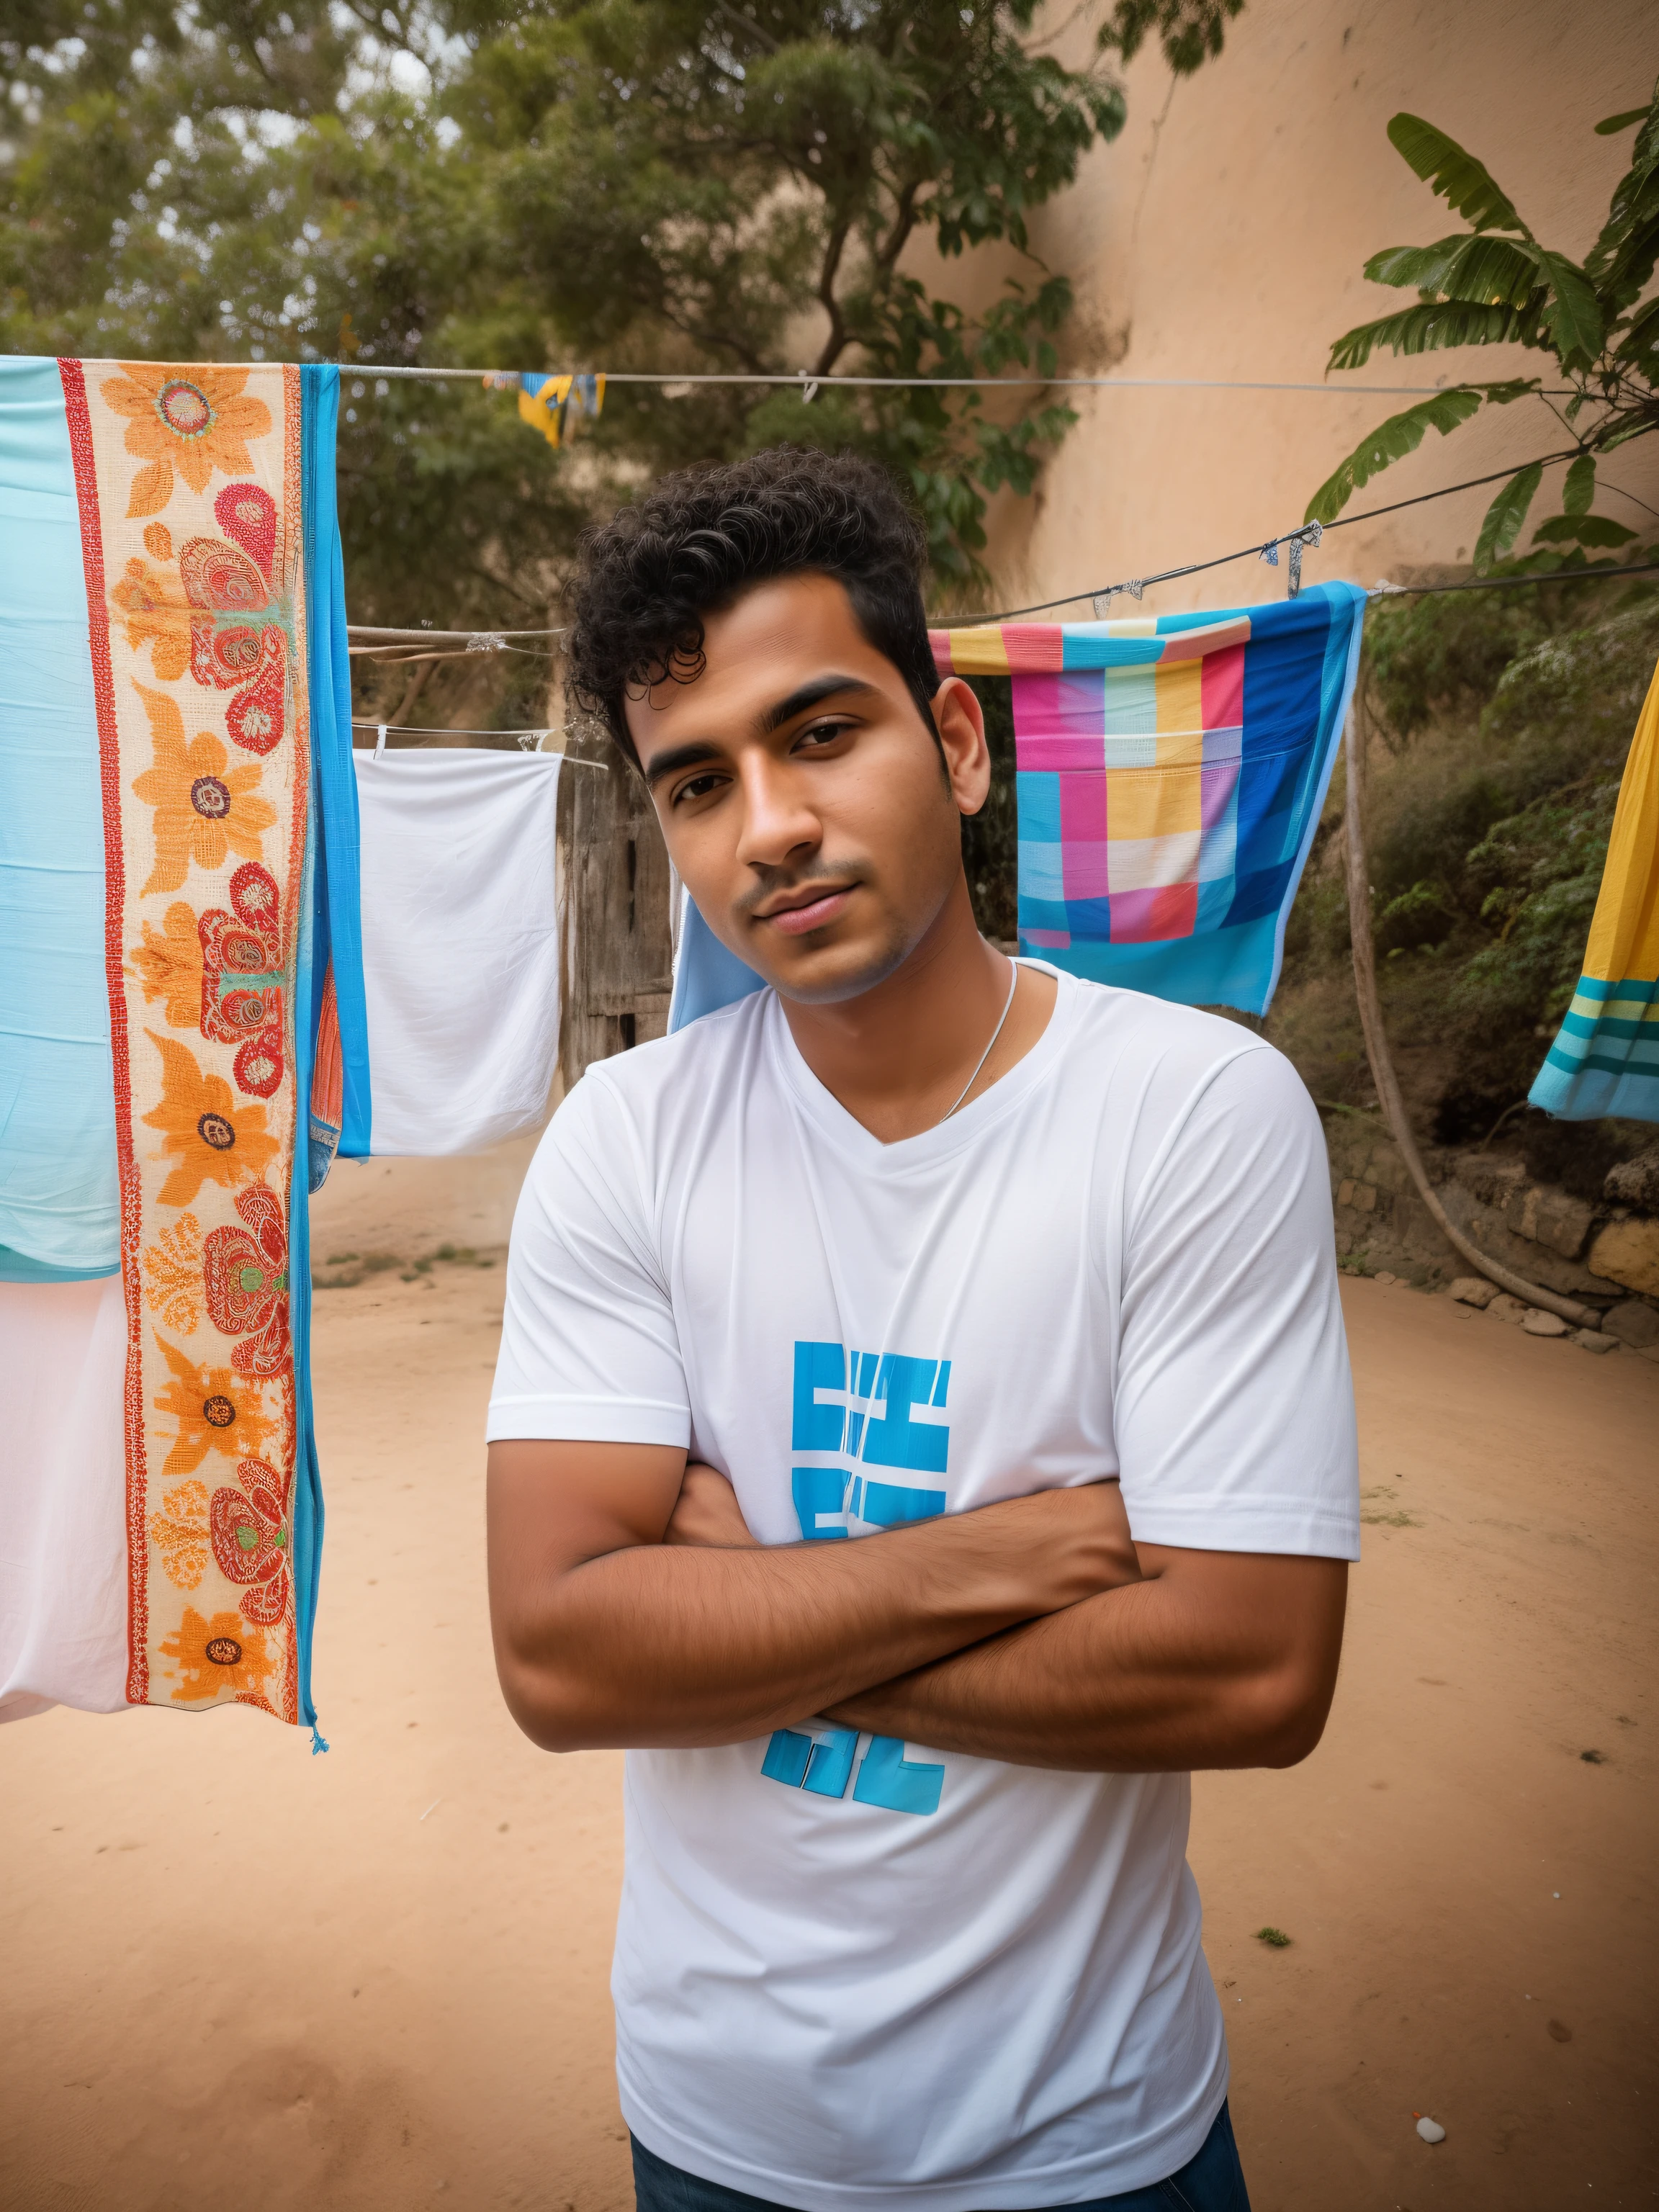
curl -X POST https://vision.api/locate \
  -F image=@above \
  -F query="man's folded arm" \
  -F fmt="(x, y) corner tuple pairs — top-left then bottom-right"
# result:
(820, 1543), (1349, 1773)
(485, 1439), (1139, 1752)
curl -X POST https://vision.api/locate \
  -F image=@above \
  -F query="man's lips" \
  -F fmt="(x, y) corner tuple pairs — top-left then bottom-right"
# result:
(753, 884), (855, 937)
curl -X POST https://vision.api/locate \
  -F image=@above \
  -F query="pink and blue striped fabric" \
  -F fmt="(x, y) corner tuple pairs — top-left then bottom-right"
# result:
(930, 582), (1366, 1015)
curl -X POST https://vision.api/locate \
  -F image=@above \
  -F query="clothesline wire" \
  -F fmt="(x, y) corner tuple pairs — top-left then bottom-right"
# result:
(347, 624), (564, 641)
(348, 717), (607, 766)
(940, 444), (1592, 623)
(363, 362), (1573, 398)
(1370, 560), (1659, 599)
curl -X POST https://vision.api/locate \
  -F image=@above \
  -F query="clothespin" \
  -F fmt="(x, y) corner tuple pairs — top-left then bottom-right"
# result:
(1287, 519), (1323, 597)
(1092, 580), (1144, 618)
(1262, 523), (1323, 596)
(374, 723), (388, 761)
(796, 369), (820, 405)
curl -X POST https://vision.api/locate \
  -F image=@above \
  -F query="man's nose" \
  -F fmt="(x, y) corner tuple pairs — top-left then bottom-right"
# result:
(733, 751), (822, 871)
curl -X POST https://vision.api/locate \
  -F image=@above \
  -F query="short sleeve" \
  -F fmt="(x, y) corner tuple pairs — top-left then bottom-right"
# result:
(1113, 1045), (1359, 1560)
(486, 1071), (691, 1447)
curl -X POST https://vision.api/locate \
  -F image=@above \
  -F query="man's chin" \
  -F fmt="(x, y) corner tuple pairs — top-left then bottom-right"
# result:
(738, 916), (914, 1007)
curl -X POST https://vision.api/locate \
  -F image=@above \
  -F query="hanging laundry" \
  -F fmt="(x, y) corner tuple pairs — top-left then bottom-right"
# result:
(0, 1277), (131, 1722)
(483, 369), (607, 449)
(932, 582), (1367, 1015)
(1529, 653), (1659, 1123)
(669, 584), (1365, 1030)
(0, 356), (119, 1281)
(0, 354), (363, 1731)
(349, 747), (562, 1155)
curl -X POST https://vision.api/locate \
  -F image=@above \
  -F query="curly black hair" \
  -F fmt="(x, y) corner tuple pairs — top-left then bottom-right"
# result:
(563, 448), (940, 768)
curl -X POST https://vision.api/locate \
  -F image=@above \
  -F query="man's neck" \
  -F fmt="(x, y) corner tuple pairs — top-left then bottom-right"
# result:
(777, 876), (1056, 1144)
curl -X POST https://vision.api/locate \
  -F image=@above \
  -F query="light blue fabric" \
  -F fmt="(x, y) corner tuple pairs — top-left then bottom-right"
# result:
(287, 763), (325, 1735)
(0, 355), (119, 1279)
(300, 364), (371, 1176)
(668, 895), (768, 1033)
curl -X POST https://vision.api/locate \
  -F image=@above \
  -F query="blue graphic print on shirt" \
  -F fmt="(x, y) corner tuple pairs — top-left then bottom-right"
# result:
(760, 1343), (950, 1816)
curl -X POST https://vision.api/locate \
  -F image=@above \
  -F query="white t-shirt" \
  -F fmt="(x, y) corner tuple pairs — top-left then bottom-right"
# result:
(488, 968), (1359, 2211)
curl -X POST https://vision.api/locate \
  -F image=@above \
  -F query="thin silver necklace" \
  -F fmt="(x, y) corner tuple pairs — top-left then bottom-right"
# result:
(938, 962), (1020, 1124)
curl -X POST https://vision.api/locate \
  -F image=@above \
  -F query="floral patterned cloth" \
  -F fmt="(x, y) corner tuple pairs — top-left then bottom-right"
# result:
(1, 356), (361, 1729)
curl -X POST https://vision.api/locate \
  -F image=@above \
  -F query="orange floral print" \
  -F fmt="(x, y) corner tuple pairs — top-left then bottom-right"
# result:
(148, 1480), (210, 1590)
(141, 1211), (203, 1334)
(152, 1333), (281, 1476)
(99, 364), (274, 519)
(111, 557), (194, 683)
(129, 902), (204, 1030)
(141, 1032), (279, 1208)
(143, 522), (173, 561)
(130, 683), (277, 896)
(158, 1606), (271, 1703)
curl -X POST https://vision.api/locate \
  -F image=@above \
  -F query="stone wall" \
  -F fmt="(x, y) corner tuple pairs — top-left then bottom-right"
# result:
(1324, 1112), (1659, 1359)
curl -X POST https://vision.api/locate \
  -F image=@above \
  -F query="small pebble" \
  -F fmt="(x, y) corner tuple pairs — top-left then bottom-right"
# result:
(1416, 2116), (1446, 2144)
(1521, 1308), (1570, 1338)
(1571, 1328), (1619, 1354)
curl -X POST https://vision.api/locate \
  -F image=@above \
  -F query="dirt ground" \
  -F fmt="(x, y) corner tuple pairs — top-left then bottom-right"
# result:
(3, 1143), (1655, 2212)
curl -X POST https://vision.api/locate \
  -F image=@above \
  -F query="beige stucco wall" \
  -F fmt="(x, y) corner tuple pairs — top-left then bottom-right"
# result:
(963, 0), (1658, 614)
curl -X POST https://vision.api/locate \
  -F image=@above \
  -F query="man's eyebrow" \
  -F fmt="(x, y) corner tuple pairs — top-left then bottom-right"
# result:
(760, 673), (879, 733)
(642, 739), (723, 791)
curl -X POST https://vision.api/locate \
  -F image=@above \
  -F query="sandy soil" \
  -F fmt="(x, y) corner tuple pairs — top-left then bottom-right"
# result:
(2, 1149), (1655, 2212)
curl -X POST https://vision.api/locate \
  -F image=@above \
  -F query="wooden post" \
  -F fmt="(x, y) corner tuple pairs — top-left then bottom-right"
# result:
(557, 719), (675, 1091)
(1342, 702), (1594, 1327)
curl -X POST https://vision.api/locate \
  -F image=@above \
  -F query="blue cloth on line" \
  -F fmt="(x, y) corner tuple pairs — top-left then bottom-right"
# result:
(0, 356), (118, 1280)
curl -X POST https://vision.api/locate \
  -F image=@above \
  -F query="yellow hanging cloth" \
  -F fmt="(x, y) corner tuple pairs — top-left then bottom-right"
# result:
(1530, 652), (1659, 1121)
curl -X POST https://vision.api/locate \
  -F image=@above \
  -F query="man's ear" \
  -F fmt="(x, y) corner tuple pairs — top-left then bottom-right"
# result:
(932, 678), (992, 818)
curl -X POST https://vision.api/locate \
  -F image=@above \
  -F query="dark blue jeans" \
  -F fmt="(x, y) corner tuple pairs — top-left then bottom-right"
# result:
(631, 2103), (1251, 2212)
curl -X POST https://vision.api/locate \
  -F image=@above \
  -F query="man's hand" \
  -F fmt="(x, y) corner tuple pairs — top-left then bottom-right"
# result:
(664, 1464), (759, 1549)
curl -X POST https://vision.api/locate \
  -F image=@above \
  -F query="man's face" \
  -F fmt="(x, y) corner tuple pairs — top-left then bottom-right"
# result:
(626, 572), (989, 1004)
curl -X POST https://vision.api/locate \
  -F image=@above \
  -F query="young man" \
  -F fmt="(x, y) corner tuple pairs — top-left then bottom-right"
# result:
(487, 450), (1358, 2212)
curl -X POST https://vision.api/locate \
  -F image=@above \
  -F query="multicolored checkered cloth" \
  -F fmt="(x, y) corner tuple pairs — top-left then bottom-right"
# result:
(1529, 650), (1659, 1123)
(930, 582), (1367, 1015)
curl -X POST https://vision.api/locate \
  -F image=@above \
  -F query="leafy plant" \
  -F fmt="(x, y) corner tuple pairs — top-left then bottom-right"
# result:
(1093, 0), (1246, 76)
(1305, 84), (1659, 569)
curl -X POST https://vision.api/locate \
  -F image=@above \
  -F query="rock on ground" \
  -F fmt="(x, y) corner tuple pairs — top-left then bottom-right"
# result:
(1521, 1308), (1570, 1338)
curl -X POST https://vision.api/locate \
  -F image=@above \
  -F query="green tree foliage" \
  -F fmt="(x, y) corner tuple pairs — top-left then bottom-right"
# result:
(1092, 0), (1244, 76)
(1304, 84), (1659, 570)
(1, 0), (1157, 647)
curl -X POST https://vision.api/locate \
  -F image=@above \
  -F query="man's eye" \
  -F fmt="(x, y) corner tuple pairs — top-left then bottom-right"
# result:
(671, 771), (726, 807)
(797, 719), (853, 750)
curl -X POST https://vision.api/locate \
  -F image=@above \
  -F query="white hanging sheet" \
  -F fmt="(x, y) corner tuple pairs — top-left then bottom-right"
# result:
(354, 748), (562, 1156)
(1, 1276), (131, 1722)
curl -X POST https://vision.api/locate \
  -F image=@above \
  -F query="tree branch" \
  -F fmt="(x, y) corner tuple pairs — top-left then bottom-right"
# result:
(874, 176), (924, 271)
(709, 0), (779, 55)
(811, 215), (854, 377)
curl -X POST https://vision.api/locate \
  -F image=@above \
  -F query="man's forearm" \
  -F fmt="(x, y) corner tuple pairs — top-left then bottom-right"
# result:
(488, 1464), (1137, 1754)
(822, 1550), (1349, 1773)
